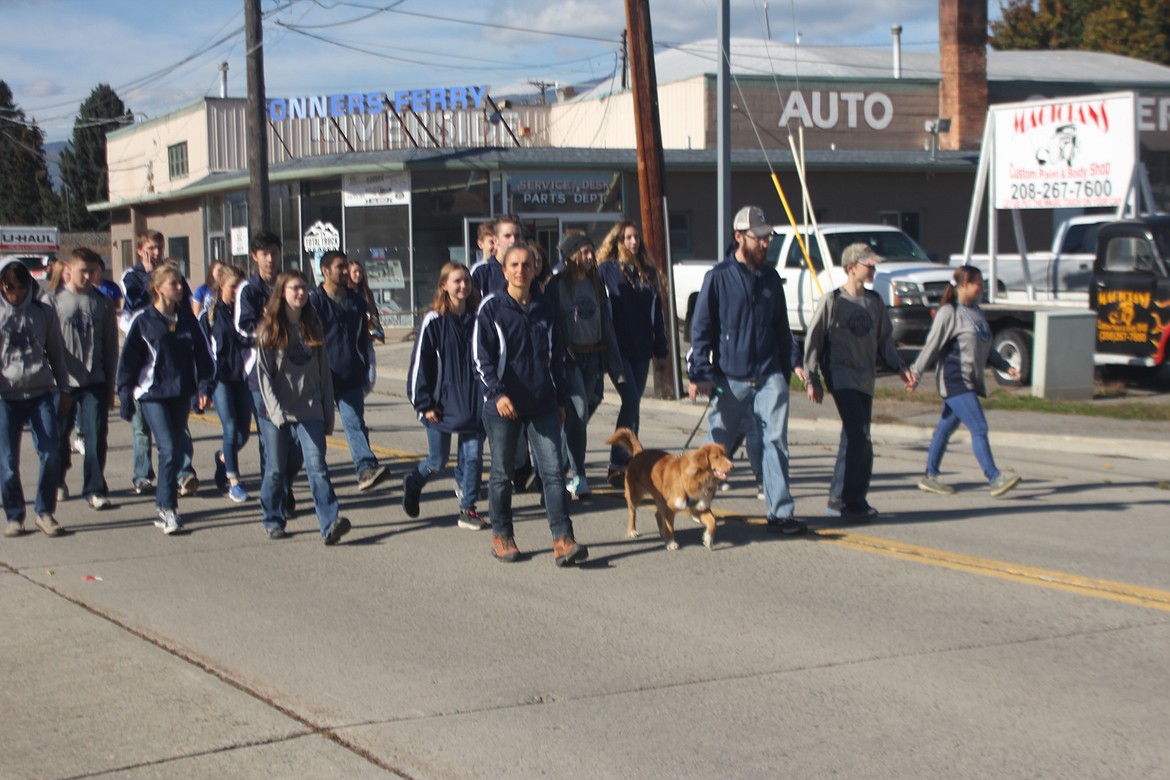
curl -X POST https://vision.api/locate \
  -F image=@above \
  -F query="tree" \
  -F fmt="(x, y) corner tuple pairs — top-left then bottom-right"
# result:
(990, 0), (1170, 65)
(0, 79), (60, 225)
(59, 84), (131, 231)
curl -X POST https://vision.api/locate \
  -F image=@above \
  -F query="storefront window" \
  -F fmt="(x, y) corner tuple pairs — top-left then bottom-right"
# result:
(344, 204), (412, 326)
(300, 179), (343, 278)
(410, 171), (491, 320)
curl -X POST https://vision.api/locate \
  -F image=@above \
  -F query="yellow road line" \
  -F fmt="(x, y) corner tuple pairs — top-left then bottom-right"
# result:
(191, 416), (1170, 612)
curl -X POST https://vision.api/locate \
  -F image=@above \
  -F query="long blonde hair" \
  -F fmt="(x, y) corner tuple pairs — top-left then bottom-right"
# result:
(597, 220), (658, 287)
(207, 264), (245, 326)
(430, 262), (481, 316)
(258, 271), (323, 351)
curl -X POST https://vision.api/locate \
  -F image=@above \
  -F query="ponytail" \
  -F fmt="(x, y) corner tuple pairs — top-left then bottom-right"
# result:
(942, 265), (983, 307)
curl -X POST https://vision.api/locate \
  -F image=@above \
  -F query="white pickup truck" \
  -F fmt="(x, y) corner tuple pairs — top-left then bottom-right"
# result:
(948, 214), (1108, 300)
(673, 223), (956, 344)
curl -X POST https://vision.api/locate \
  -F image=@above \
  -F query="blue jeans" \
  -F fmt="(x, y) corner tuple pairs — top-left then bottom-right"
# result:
(252, 391), (303, 484)
(483, 410), (573, 540)
(609, 358), (650, 470)
(58, 383), (109, 498)
(563, 352), (604, 482)
(831, 389), (874, 510)
(416, 427), (483, 512)
(0, 393), (61, 522)
(926, 391), (1000, 482)
(335, 383), (378, 478)
(130, 401), (155, 484)
(706, 372), (794, 519)
(213, 380), (252, 479)
(139, 398), (189, 512)
(258, 416), (339, 537)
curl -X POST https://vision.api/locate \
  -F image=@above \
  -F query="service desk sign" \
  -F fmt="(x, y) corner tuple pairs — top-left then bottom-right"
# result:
(993, 92), (1136, 210)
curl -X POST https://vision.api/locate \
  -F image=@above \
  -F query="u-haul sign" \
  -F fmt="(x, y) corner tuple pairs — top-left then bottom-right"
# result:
(0, 226), (60, 253)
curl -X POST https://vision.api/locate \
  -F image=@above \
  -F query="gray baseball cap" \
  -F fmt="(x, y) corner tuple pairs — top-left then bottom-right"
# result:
(732, 205), (772, 238)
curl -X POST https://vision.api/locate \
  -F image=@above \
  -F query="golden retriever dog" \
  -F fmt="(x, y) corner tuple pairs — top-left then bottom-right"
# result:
(606, 428), (733, 550)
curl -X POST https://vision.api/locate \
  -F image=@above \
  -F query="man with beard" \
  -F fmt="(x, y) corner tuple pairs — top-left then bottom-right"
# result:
(688, 205), (805, 534)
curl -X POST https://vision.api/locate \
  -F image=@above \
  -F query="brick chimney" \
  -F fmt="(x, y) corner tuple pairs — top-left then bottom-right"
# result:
(938, 0), (987, 151)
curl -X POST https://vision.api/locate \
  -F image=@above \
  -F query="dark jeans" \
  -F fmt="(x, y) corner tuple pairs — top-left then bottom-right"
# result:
(139, 398), (189, 512)
(58, 383), (109, 498)
(0, 393), (60, 522)
(831, 388), (874, 510)
(609, 358), (650, 470)
(482, 411), (573, 540)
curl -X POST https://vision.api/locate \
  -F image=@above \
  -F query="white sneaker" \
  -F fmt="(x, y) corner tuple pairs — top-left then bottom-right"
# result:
(756, 484), (765, 501)
(826, 497), (843, 517)
(86, 494), (112, 511)
(71, 434), (85, 455)
(157, 508), (182, 535)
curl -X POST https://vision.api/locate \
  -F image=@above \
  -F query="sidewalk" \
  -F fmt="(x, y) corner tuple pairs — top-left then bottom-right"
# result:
(373, 328), (1170, 462)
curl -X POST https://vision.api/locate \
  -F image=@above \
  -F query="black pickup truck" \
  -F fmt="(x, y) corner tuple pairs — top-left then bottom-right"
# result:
(1091, 216), (1170, 371)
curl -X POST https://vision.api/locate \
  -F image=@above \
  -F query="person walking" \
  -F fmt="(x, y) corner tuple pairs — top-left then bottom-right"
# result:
(596, 220), (669, 488)
(201, 263), (253, 503)
(688, 205), (805, 534)
(255, 271), (349, 544)
(52, 248), (118, 511)
(804, 243), (915, 521)
(116, 265), (214, 535)
(473, 243), (588, 566)
(910, 264), (1022, 498)
(545, 232), (625, 499)
(403, 262), (487, 530)
(0, 259), (69, 538)
(309, 250), (388, 492)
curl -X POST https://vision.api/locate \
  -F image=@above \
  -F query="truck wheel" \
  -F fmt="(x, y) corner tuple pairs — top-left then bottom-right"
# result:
(992, 328), (1031, 386)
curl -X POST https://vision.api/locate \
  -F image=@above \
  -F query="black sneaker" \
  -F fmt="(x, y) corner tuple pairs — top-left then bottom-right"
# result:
(767, 516), (808, 535)
(283, 490), (297, 520)
(214, 451), (228, 492)
(324, 516), (351, 546)
(841, 504), (879, 523)
(357, 464), (388, 492)
(265, 525), (288, 540)
(402, 473), (422, 518)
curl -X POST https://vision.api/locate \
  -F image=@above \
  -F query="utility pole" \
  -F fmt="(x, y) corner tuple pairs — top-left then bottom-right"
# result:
(624, 0), (678, 399)
(245, 0), (271, 238)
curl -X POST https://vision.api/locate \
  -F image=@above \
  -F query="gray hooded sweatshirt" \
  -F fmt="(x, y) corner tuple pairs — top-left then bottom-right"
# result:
(0, 258), (68, 400)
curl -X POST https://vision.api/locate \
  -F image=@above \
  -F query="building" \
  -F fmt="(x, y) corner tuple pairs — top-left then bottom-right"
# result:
(93, 27), (1170, 325)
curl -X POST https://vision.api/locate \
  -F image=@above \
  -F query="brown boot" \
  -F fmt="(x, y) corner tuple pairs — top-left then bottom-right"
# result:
(553, 534), (588, 567)
(491, 534), (521, 562)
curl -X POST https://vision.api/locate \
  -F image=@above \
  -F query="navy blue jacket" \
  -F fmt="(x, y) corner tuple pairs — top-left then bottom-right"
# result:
(233, 272), (274, 391)
(120, 263), (192, 330)
(598, 260), (668, 363)
(308, 284), (370, 389)
(117, 306), (214, 415)
(407, 310), (482, 434)
(688, 250), (795, 384)
(470, 257), (504, 297)
(473, 290), (567, 418)
(200, 301), (248, 384)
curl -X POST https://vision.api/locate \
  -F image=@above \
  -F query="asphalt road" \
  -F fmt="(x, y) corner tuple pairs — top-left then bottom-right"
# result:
(2, 343), (1168, 779)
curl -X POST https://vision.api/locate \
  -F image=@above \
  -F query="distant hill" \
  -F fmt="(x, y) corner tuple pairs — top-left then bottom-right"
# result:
(45, 141), (69, 190)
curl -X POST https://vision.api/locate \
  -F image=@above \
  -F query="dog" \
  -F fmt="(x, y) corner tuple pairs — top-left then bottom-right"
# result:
(606, 428), (733, 550)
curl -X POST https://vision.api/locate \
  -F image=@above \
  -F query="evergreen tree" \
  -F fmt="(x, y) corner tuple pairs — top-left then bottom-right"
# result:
(991, 0), (1170, 65)
(59, 83), (130, 231)
(0, 79), (59, 225)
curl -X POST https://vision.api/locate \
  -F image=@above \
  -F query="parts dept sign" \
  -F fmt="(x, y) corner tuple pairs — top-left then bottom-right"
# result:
(993, 92), (1136, 210)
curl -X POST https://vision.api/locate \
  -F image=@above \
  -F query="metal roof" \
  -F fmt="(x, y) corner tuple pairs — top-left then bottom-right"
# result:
(574, 38), (1170, 101)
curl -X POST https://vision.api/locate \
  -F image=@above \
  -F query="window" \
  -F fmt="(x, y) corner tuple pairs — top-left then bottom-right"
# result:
(167, 236), (190, 277)
(785, 232), (823, 272)
(878, 210), (921, 243)
(167, 142), (188, 180)
(668, 212), (692, 256)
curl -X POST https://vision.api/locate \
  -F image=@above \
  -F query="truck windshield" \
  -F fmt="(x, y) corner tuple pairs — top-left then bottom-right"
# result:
(824, 232), (932, 264)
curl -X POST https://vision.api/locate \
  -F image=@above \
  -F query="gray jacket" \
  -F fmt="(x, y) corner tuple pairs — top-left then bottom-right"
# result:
(803, 287), (905, 395)
(51, 286), (119, 390)
(257, 330), (335, 433)
(911, 303), (1011, 398)
(0, 260), (68, 400)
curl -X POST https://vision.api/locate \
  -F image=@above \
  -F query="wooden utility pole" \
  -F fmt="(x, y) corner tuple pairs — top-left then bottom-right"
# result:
(624, 0), (679, 399)
(245, 0), (271, 238)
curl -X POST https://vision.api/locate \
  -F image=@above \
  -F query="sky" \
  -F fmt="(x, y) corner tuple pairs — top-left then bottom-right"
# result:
(1, 0), (983, 144)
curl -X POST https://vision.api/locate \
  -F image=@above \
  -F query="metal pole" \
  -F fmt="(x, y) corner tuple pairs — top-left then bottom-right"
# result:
(716, 0), (731, 256)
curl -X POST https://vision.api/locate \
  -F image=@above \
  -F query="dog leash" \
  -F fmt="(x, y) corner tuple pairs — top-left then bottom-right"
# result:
(682, 391), (716, 450)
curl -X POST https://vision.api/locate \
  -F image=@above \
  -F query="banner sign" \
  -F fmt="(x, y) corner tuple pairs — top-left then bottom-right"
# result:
(343, 172), (411, 207)
(993, 92), (1136, 210)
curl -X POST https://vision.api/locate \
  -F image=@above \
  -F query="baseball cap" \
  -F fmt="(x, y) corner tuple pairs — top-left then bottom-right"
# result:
(732, 206), (773, 238)
(840, 243), (883, 267)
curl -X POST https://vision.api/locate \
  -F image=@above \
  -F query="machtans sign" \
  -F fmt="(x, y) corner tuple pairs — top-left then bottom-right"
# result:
(993, 92), (1137, 210)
